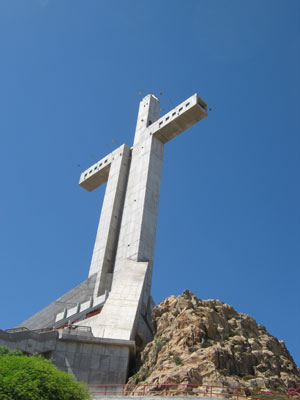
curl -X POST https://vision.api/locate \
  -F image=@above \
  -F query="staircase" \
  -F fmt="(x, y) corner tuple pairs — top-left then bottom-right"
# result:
(54, 291), (108, 327)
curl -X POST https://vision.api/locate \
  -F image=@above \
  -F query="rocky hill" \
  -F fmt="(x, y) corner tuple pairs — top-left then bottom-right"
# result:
(129, 290), (300, 394)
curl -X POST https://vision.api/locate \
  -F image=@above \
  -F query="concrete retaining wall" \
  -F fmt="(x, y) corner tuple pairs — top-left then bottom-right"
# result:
(0, 328), (134, 385)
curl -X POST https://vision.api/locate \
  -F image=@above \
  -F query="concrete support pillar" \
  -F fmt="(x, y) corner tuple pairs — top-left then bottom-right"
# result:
(88, 145), (131, 298)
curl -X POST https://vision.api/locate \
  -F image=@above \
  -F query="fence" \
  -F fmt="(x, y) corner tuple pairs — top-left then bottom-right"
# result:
(288, 388), (300, 400)
(88, 384), (300, 399)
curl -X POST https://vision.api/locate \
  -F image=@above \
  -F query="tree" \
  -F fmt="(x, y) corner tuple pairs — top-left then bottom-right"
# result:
(0, 346), (90, 400)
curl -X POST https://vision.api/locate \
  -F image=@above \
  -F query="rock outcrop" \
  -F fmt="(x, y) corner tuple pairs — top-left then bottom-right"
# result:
(128, 290), (300, 393)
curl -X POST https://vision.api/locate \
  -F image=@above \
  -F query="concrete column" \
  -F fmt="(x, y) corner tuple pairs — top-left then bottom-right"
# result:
(113, 95), (163, 307)
(88, 145), (131, 298)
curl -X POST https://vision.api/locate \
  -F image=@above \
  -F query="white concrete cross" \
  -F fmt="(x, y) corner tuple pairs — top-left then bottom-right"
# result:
(76, 93), (208, 340)
(14, 93), (209, 387)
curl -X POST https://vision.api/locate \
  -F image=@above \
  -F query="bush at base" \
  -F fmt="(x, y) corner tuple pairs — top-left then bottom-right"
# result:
(0, 346), (90, 400)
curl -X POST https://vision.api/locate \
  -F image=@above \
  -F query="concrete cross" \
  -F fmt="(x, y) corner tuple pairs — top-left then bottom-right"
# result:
(12, 93), (208, 386)
(77, 93), (208, 339)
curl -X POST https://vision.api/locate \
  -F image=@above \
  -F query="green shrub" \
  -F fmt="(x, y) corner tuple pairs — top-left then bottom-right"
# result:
(131, 366), (152, 384)
(188, 347), (198, 353)
(0, 346), (23, 356)
(150, 336), (169, 363)
(173, 355), (183, 365)
(0, 346), (90, 400)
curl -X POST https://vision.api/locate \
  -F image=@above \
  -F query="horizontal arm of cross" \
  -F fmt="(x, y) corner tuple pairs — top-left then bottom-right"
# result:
(79, 94), (208, 192)
(79, 145), (124, 192)
(149, 93), (208, 144)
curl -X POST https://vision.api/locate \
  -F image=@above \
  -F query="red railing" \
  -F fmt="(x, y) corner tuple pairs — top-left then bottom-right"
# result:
(88, 383), (295, 399)
(289, 387), (300, 399)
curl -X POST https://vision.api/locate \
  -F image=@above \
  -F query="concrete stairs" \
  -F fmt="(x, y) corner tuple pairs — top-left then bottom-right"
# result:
(54, 291), (108, 327)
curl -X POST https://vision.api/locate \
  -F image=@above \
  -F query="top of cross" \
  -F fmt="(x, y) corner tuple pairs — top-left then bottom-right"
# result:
(79, 93), (208, 191)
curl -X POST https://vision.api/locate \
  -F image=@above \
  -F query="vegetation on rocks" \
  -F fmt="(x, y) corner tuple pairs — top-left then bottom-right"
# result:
(0, 346), (90, 400)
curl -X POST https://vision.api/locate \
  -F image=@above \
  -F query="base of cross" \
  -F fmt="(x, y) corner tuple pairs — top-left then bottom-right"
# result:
(1, 259), (153, 385)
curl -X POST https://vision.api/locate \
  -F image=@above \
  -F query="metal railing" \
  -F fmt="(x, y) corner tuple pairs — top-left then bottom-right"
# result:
(289, 388), (300, 400)
(88, 383), (296, 399)
(3, 325), (92, 334)
(4, 327), (30, 333)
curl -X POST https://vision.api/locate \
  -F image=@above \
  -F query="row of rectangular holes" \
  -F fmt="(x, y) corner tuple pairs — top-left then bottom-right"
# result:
(159, 102), (190, 127)
(83, 152), (123, 178)
(84, 159), (108, 177)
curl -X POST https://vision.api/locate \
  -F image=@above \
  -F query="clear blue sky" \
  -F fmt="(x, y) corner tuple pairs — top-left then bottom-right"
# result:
(0, 0), (299, 366)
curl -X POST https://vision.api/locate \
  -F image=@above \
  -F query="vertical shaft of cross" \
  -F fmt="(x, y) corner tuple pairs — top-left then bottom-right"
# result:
(112, 95), (163, 308)
(134, 94), (161, 144)
(88, 145), (131, 298)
